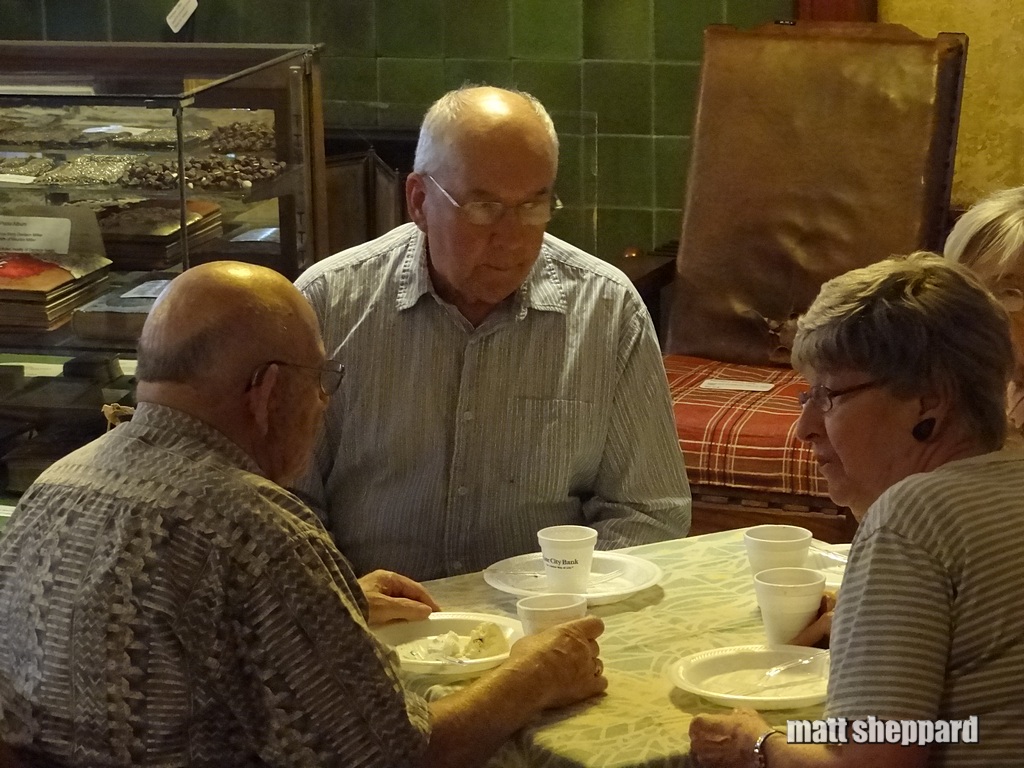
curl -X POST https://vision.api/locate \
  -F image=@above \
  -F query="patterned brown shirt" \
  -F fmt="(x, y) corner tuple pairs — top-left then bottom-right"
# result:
(0, 403), (430, 767)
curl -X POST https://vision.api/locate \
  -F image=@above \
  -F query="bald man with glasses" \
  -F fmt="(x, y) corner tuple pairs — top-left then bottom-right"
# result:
(294, 85), (691, 581)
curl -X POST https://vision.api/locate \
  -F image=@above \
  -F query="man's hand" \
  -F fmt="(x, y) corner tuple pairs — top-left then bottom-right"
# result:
(358, 569), (441, 626)
(788, 590), (837, 648)
(504, 615), (608, 710)
(425, 615), (607, 768)
(690, 708), (772, 768)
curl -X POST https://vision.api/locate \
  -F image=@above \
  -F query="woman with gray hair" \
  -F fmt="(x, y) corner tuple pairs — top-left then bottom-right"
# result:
(944, 186), (1024, 432)
(690, 253), (1024, 768)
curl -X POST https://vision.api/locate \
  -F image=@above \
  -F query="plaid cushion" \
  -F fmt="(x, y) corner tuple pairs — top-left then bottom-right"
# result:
(664, 354), (828, 498)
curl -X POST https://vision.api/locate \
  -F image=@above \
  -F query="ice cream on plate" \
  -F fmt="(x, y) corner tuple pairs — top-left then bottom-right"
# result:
(400, 621), (510, 662)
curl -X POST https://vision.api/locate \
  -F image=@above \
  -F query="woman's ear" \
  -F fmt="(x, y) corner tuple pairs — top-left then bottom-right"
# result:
(915, 381), (955, 440)
(246, 363), (279, 437)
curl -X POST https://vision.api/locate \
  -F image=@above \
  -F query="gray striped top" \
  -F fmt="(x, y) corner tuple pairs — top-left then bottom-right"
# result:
(293, 223), (691, 580)
(827, 449), (1024, 766)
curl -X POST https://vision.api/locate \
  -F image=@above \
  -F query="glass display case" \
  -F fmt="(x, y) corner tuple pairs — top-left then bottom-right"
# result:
(0, 41), (328, 494)
(0, 40), (328, 352)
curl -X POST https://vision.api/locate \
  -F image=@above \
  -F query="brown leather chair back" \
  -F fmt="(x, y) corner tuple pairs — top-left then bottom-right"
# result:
(665, 22), (967, 365)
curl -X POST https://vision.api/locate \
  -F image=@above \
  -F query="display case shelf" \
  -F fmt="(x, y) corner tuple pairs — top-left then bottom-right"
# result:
(0, 168), (302, 207)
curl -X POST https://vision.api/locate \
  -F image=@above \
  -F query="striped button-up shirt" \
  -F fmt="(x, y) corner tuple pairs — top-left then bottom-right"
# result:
(294, 223), (690, 580)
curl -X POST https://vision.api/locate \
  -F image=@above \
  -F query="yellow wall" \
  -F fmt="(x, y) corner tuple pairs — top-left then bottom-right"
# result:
(881, 1), (1024, 205)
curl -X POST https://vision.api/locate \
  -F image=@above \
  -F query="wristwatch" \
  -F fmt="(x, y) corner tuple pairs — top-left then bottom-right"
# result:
(753, 728), (782, 768)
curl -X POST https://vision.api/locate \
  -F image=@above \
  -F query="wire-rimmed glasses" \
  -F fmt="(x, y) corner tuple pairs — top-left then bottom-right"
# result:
(425, 174), (562, 227)
(796, 380), (880, 413)
(247, 358), (345, 397)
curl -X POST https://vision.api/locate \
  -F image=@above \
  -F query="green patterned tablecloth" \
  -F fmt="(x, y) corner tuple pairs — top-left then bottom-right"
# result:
(412, 529), (827, 767)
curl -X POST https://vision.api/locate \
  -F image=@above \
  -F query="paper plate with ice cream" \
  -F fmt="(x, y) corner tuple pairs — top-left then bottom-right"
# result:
(373, 612), (524, 677)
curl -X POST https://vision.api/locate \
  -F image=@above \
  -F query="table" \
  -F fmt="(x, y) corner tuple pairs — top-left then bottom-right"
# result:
(412, 529), (826, 767)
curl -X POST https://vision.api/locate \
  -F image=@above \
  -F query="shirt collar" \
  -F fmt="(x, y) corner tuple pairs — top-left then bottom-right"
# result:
(395, 231), (569, 319)
(518, 246), (567, 317)
(395, 227), (432, 311)
(127, 401), (264, 477)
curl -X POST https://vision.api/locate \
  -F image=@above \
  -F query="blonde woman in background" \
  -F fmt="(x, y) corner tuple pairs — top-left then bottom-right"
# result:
(944, 186), (1024, 432)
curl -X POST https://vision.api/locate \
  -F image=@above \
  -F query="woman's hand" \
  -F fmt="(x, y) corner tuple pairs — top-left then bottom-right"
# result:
(358, 569), (441, 626)
(789, 590), (837, 648)
(690, 708), (772, 767)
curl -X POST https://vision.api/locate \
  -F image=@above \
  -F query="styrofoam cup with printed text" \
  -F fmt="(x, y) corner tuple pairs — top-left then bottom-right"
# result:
(516, 593), (588, 635)
(754, 567), (826, 647)
(744, 524), (813, 575)
(537, 524), (598, 593)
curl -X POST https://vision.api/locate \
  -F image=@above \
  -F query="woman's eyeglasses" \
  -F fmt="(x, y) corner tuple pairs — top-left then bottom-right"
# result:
(426, 174), (562, 227)
(797, 380), (880, 413)
(247, 358), (345, 397)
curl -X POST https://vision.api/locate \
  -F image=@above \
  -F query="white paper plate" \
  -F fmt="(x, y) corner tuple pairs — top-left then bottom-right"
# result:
(805, 542), (850, 590)
(666, 645), (829, 710)
(483, 551), (662, 606)
(373, 612), (523, 677)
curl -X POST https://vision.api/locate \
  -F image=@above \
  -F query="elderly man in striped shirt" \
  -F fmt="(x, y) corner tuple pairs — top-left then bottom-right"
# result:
(294, 85), (691, 580)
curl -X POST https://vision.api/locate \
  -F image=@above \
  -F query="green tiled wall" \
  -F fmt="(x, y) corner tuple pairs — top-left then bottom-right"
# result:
(2, 0), (794, 258)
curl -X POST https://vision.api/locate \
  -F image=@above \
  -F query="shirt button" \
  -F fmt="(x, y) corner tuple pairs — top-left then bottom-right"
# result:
(452, 560), (464, 572)
(456, 486), (468, 496)
(462, 411), (474, 421)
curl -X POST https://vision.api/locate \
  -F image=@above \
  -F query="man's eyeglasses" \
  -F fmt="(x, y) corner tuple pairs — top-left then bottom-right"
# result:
(425, 174), (562, 227)
(797, 380), (881, 413)
(247, 358), (345, 397)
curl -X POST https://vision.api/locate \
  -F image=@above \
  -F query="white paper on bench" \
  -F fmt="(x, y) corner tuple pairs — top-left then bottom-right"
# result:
(699, 379), (775, 392)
